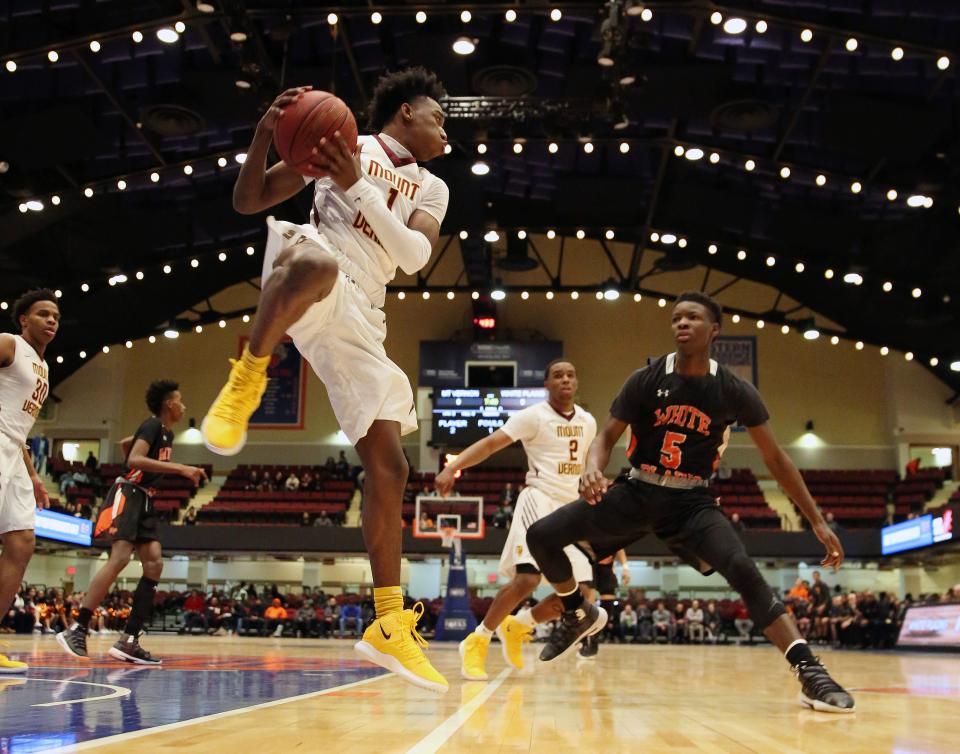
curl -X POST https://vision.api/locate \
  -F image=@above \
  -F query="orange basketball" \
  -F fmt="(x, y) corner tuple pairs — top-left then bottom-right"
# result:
(272, 90), (358, 178)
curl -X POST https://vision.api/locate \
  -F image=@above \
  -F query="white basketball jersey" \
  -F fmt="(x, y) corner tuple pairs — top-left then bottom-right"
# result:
(307, 133), (448, 304)
(0, 335), (49, 445)
(501, 401), (597, 502)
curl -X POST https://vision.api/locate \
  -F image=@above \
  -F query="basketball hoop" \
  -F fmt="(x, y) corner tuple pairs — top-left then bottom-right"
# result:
(440, 526), (462, 560)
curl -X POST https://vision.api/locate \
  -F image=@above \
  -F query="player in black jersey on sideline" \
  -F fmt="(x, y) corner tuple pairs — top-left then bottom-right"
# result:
(527, 291), (855, 713)
(57, 380), (207, 664)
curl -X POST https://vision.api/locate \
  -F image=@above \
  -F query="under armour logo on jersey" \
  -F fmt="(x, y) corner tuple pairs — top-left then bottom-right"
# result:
(657, 389), (670, 397)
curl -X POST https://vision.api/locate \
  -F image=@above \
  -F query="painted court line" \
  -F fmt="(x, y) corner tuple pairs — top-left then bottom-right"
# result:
(41, 672), (390, 753)
(405, 668), (513, 754)
(24, 678), (131, 707)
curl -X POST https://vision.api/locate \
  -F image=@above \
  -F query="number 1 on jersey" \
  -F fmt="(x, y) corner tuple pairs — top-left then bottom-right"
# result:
(659, 431), (686, 470)
(386, 187), (400, 210)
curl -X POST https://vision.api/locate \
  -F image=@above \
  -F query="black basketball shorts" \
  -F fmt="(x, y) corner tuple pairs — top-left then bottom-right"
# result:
(95, 480), (159, 543)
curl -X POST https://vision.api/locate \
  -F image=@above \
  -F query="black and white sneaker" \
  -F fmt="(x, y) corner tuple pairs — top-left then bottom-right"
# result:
(108, 634), (162, 665)
(577, 632), (599, 660)
(793, 658), (855, 713)
(540, 602), (607, 663)
(56, 626), (89, 660)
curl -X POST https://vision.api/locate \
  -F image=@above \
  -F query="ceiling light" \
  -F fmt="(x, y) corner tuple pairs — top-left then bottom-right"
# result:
(620, 142), (630, 154)
(47, 51), (59, 62)
(855, 341), (864, 350)
(880, 347), (889, 356)
(710, 12), (723, 25)
(175, 21), (186, 33)
(233, 153), (247, 164)
(678, 238), (687, 248)
(18, 204), (26, 213)
(471, 161), (490, 176)
(505, 9), (517, 22)
(882, 281), (893, 292)
(845, 37), (858, 52)
(619, 74), (636, 86)
(674, 145), (685, 157)
(576, 229), (586, 240)
(218, 251), (228, 262)
(737, 249), (747, 261)
(117, 179), (126, 190)
(81, 283), (90, 292)
(190, 259), (199, 268)
(930, 357), (939, 367)
(603, 286), (620, 301)
(549, 142), (559, 154)
(229, 30), (246, 42)
(831, 336), (839, 345)
(780, 166), (791, 179)
(906, 194), (927, 207)
(640, 8), (653, 21)
(722, 18), (747, 35)
(453, 37), (476, 55)
(550, 8), (562, 22)
(84, 187), (93, 197)
(891, 47), (904, 61)
(633, 293), (642, 302)
(219, 319), (227, 328)
(484, 230), (500, 243)
(242, 314), (250, 323)
(709, 152), (719, 164)
(605, 230), (615, 240)
(731, 314), (740, 323)
(135, 271), (144, 280)
(79, 351), (87, 359)
(824, 269), (834, 279)
(755, 20), (768, 34)
(132, 31), (144, 43)
(685, 148), (704, 161)
(513, 141), (523, 154)
(416, 11), (427, 24)
(708, 244), (718, 255)
(459, 230), (468, 240)
(952, 361), (960, 372)
(89, 40), (101, 52)
(397, 291), (406, 300)
(850, 181), (862, 194)
(756, 320), (764, 329)
(911, 287), (922, 298)
(795, 262), (805, 273)
(517, 230), (527, 239)
(197, 2), (215, 12)
(125, 340), (133, 349)
(803, 328), (820, 340)
(800, 29), (813, 43)
(195, 325), (203, 333)
(650, 232), (659, 242)
(937, 56), (950, 71)
(371, 12), (382, 24)
(56, 356), (64, 364)
(51, 195), (60, 206)
(150, 172), (160, 182)
(765, 256), (776, 267)
(583, 142), (594, 154)
(661, 233), (677, 244)
(163, 264), (172, 274)
(148, 336), (156, 343)
(843, 272), (863, 285)
(886, 189), (898, 201)
(102, 346), (110, 354)
(156, 28), (179, 44)
(183, 165), (193, 175)
(447, 291), (455, 300)
(905, 352), (914, 361)
(327, 13), (338, 25)
(217, 157), (228, 167)
(658, 298), (666, 308)
(781, 325), (790, 334)
(815, 174), (826, 186)
(246, 246), (255, 255)
(491, 288), (506, 301)
(571, 291), (579, 300)
(923, 196), (933, 208)
(4, 61), (15, 72)
(476, 143), (487, 155)
(744, 159), (755, 171)
(547, 230), (556, 239)
(164, 329), (180, 340)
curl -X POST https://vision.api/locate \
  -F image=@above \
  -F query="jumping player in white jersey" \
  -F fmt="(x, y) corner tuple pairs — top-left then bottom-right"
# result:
(201, 68), (450, 692)
(434, 360), (601, 679)
(0, 289), (58, 673)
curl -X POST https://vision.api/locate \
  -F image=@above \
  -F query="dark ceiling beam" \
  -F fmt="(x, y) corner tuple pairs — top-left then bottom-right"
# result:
(336, 19), (370, 106)
(599, 239), (626, 284)
(71, 51), (167, 166)
(772, 44), (833, 163)
(526, 239), (559, 283)
(629, 131), (674, 288)
(709, 276), (740, 298)
(182, 0), (224, 65)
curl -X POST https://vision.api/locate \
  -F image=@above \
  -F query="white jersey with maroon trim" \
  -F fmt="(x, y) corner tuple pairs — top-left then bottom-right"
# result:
(0, 335), (49, 445)
(306, 133), (448, 305)
(501, 401), (597, 503)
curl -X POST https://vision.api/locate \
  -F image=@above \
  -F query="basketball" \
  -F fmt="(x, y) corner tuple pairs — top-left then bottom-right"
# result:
(272, 90), (358, 178)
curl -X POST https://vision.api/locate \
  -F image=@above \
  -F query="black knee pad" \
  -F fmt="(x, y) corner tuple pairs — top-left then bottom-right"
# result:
(724, 553), (785, 632)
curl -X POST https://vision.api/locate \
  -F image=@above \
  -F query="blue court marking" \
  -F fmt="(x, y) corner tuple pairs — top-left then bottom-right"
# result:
(0, 651), (385, 753)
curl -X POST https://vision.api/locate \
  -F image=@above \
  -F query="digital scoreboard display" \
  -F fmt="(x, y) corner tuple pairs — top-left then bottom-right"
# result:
(35, 509), (93, 547)
(898, 603), (960, 649)
(430, 387), (547, 446)
(881, 510), (954, 556)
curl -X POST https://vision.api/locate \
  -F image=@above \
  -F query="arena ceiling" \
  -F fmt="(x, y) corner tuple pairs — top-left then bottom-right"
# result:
(1, 1), (959, 397)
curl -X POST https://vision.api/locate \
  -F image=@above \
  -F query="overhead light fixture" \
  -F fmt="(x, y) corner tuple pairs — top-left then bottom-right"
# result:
(453, 37), (476, 55)
(633, 293), (642, 302)
(195, 325), (203, 334)
(781, 325), (790, 335)
(905, 352), (914, 361)
(803, 326), (820, 341)
(886, 189), (898, 201)
(148, 336), (156, 344)
(744, 159), (756, 171)
(845, 38), (859, 52)
(459, 230), (468, 240)
(81, 283), (90, 292)
(550, 8), (562, 22)
(658, 298), (666, 308)
(605, 230), (615, 240)
(89, 40), (101, 52)
(416, 11), (427, 24)
(640, 8), (653, 21)
(327, 13), (338, 25)
(661, 233), (677, 244)
(765, 256), (776, 267)
(116, 179), (127, 190)
(163, 264), (172, 274)
(549, 142), (559, 154)
(684, 148), (704, 161)
(164, 329), (180, 339)
(815, 174), (826, 186)
(491, 288), (506, 301)
(4, 61), (16, 72)
(824, 269), (834, 279)
(190, 259), (199, 268)
(709, 152), (719, 164)
(246, 246), (255, 255)
(650, 232), (659, 242)
(235, 152), (247, 164)
(780, 166), (791, 179)
(84, 187), (93, 198)
(476, 143), (487, 155)
(51, 195), (60, 206)
(547, 230), (556, 240)
(218, 157), (228, 167)
(619, 74), (636, 85)
(678, 238), (687, 248)
(850, 181), (862, 194)
(197, 2), (215, 13)
(722, 18), (747, 35)
(471, 161), (490, 176)
(235, 77), (252, 89)
(505, 9), (517, 22)
(708, 244), (718, 255)
(880, 346), (889, 356)
(891, 47), (904, 61)
(737, 249), (747, 261)
(571, 291), (580, 300)
(731, 314), (740, 323)
(576, 229), (586, 240)
(795, 262), (805, 273)
(937, 56), (950, 71)
(102, 346), (110, 354)
(132, 30), (144, 43)
(755, 20), (768, 34)
(484, 230), (500, 243)
(150, 172), (160, 182)
(156, 28), (179, 44)
(950, 360), (960, 372)
(906, 194), (928, 207)
(756, 320), (765, 329)
(443, 144), (452, 155)
(603, 285), (620, 301)
(47, 50), (59, 62)
(843, 272), (863, 286)
(929, 357), (938, 367)
(830, 336), (839, 345)
(125, 341), (133, 349)
(674, 145), (685, 157)
(135, 271), (144, 280)
(710, 12), (723, 25)
(56, 355), (64, 364)
(583, 142), (594, 154)
(911, 287), (922, 298)
(882, 281), (893, 292)
(229, 30), (247, 42)
(371, 12), (383, 24)
(447, 291), (455, 300)
(218, 251), (228, 262)
(517, 230), (527, 240)
(183, 164), (193, 175)
(513, 141), (523, 154)
(800, 29), (813, 43)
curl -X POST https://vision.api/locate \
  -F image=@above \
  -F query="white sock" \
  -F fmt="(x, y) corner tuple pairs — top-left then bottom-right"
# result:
(475, 623), (494, 638)
(515, 608), (536, 628)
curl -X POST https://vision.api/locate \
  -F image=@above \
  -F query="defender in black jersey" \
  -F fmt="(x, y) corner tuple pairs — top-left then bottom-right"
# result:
(527, 292), (854, 713)
(57, 380), (207, 665)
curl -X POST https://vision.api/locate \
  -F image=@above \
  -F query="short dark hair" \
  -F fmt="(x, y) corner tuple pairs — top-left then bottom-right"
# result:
(12, 288), (58, 329)
(366, 67), (446, 131)
(544, 358), (575, 378)
(675, 291), (722, 327)
(146, 379), (179, 415)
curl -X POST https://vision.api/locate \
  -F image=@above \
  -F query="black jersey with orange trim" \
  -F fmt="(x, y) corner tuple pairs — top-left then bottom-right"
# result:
(123, 416), (174, 487)
(611, 353), (768, 483)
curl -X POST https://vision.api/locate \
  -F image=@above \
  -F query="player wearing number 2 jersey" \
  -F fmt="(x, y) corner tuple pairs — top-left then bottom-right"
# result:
(0, 289), (58, 673)
(527, 291), (855, 714)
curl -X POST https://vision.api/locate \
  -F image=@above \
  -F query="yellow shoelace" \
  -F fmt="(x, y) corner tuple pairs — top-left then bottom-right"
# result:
(211, 359), (265, 422)
(396, 602), (430, 661)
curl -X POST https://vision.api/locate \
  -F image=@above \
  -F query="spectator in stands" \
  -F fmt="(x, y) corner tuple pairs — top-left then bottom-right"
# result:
(246, 469), (260, 491)
(810, 571), (830, 609)
(833, 594), (858, 647)
(492, 501), (513, 529)
(272, 470), (285, 491)
(285, 471), (300, 491)
(905, 457), (921, 477)
(501, 482), (515, 507)
(292, 601), (315, 638)
(206, 597), (226, 636)
(335, 451), (350, 480)
(792, 598), (812, 639)
(734, 602), (753, 643)
(686, 599), (705, 643)
(321, 596), (339, 637)
(324, 456), (337, 477)
(264, 598), (287, 637)
(339, 602), (362, 638)
(673, 601), (687, 643)
(300, 471), (315, 491)
(300, 511), (312, 526)
(85, 451), (98, 474)
(635, 599), (653, 643)
(418, 510), (435, 532)
(704, 600), (723, 643)
(652, 601), (674, 643)
(181, 590), (207, 634)
(313, 510), (334, 527)
(729, 512), (746, 533)
(788, 578), (810, 602)
(825, 511), (843, 534)
(619, 603), (638, 642)
(182, 508), (197, 525)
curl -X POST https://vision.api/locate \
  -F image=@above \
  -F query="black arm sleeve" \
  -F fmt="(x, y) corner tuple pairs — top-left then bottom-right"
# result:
(736, 379), (770, 427)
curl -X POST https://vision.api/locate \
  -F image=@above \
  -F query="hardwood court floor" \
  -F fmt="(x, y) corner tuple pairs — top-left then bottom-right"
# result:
(1, 633), (957, 753)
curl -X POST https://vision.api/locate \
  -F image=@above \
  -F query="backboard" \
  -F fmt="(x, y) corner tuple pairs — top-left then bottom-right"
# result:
(412, 495), (485, 540)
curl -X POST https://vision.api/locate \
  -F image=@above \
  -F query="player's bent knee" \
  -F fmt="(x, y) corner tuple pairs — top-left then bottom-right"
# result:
(514, 572), (541, 594)
(277, 247), (339, 299)
(2, 530), (35, 564)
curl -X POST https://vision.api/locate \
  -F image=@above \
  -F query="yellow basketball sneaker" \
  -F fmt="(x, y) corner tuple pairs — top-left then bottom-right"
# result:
(459, 631), (491, 680)
(0, 652), (28, 674)
(354, 602), (448, 693)
(496, 615), (533, 670)
(201, 356), (268, 456)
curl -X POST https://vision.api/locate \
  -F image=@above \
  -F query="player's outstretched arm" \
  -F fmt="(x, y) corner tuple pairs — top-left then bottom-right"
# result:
(233, 87), (314, 215)
(582, 416), (628, 504)
(127, 439), (208, 487)
(118, 435), (134, 459)
(434, 430), (515, 497)
(747, 423), (844, 570)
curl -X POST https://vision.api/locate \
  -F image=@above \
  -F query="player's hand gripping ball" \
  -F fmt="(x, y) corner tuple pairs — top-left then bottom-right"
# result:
(272, 89), (358, 178)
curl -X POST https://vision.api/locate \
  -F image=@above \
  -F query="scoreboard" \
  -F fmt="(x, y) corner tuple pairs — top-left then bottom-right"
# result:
(430, 387), (547, 446)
